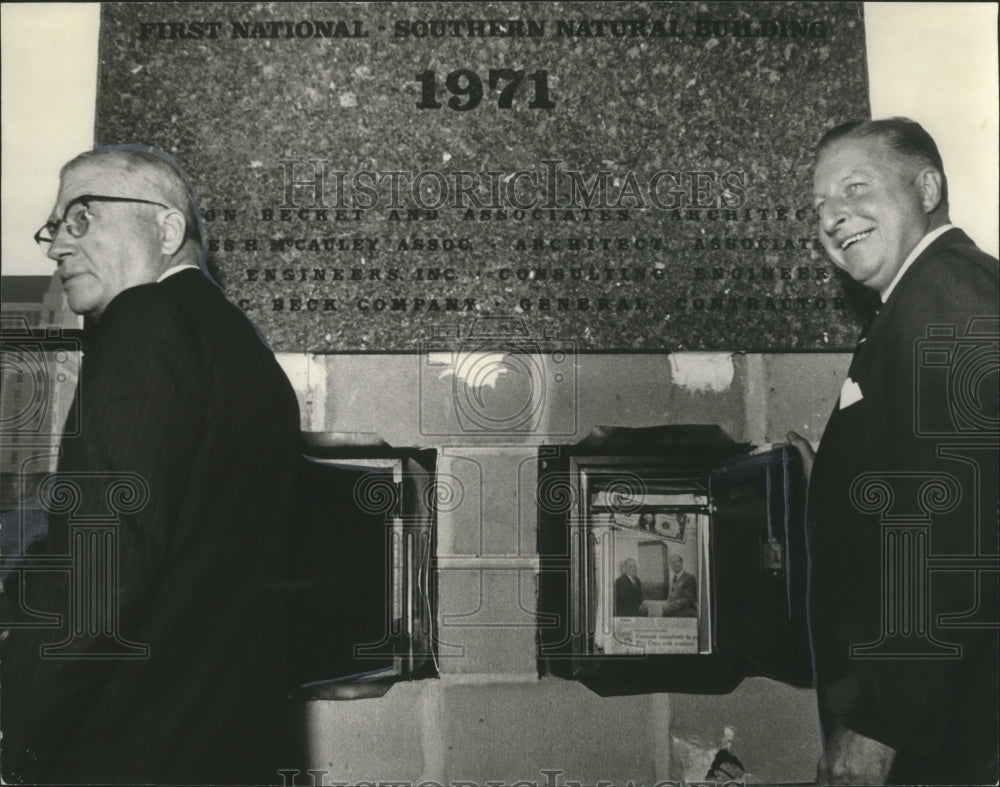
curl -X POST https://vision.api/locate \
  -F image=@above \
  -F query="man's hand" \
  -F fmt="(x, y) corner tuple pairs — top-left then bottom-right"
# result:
(817, 726), (896, 785)
(786, 430), (816, 483)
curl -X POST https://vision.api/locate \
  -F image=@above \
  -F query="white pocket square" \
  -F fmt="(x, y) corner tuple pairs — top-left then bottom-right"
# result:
(839, 377), (863, 409)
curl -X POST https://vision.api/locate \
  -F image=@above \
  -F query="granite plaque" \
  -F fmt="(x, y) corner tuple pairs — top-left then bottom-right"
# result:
(96, 1), (870, 352)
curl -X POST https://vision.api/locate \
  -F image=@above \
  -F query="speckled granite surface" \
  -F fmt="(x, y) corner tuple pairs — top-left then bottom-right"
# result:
(96, 2), (869, 351)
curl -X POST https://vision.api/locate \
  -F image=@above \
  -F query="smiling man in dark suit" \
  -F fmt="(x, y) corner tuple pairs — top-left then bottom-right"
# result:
(1, 146), (302, 783)
(789, 119), (999, 785)
(662, 553), (697, 618)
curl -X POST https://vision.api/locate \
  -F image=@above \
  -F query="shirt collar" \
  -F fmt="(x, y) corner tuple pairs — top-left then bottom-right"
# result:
(157, 263), (200, 283)
(880, 224), (954, 302)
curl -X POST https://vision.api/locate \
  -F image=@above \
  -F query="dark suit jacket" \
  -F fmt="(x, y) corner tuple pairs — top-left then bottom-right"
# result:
(1, 270), (302, 784)
(614, 573), (644, 617)
(808, 229), (999, 785)
(663, 570), (697, 617)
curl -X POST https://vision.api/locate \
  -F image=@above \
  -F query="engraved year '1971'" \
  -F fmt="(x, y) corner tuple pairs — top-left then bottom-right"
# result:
(415, 69), (556, 110)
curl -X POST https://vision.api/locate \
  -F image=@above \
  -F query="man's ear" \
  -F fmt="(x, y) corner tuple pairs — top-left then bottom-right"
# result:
(159, 209), (187, 255)
(916, 167), (944, 214)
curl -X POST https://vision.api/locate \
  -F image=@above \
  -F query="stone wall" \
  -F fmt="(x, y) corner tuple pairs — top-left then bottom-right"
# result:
(275, 350), (848, 783)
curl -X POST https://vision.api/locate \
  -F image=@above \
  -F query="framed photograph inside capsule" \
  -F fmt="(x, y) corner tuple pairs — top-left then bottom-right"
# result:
(586, 481), (712, 655)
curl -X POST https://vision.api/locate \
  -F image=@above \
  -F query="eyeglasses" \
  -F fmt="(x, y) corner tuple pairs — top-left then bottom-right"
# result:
(33, 194), (171, 247)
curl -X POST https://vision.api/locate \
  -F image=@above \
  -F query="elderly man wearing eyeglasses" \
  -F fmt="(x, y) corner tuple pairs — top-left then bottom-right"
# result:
(34, 150), (207, 319)
(1, 146), (303, 784)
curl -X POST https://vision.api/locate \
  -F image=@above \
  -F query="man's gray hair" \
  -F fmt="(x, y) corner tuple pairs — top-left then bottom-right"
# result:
(62, 145), (203, 245)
